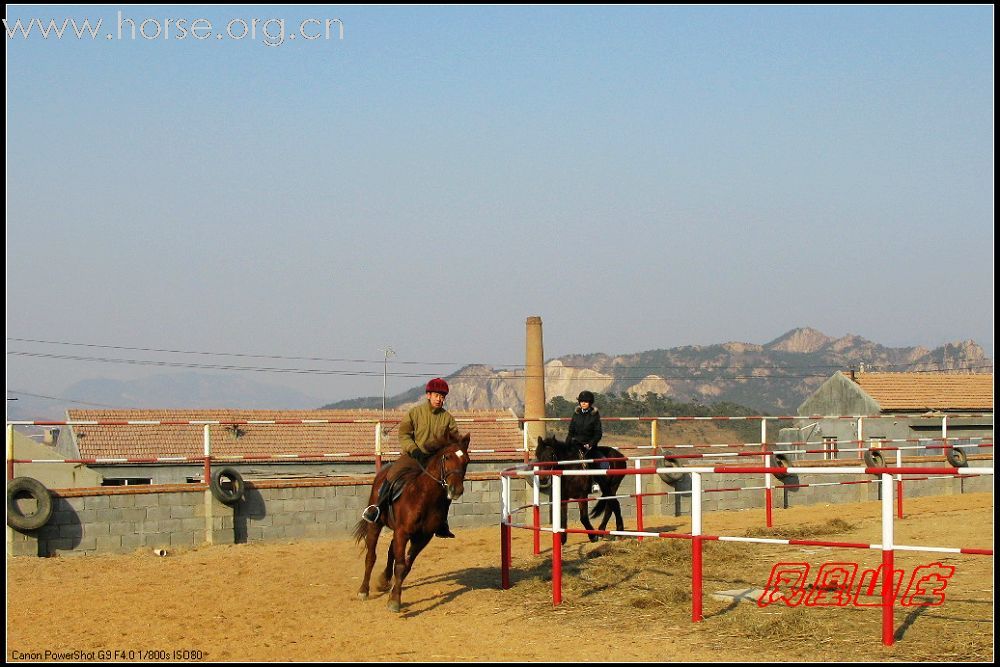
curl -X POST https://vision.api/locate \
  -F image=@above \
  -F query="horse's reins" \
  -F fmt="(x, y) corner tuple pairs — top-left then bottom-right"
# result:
(416, 449), (463, 490)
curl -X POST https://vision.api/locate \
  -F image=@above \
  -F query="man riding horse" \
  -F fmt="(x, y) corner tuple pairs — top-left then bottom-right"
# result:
(362, 377), (459, 538)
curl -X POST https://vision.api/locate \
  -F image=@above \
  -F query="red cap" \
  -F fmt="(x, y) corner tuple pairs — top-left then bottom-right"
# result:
(425, 378), (449, 395)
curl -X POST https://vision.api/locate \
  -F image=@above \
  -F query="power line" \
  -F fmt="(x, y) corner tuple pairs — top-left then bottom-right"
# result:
(6, 336), (991, 374)
(5, 337), (462, 366)
(6, 389), (123, 408)
(6, 350), (991, 381)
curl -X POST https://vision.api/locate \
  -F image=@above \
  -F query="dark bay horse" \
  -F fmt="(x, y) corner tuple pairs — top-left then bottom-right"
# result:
(353, 431), (472, 612)
(534, 435), (626, 544)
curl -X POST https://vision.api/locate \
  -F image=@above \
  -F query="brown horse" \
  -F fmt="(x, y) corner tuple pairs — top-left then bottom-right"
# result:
(353, 431), (472, 612)
(534, 434), (626, 544)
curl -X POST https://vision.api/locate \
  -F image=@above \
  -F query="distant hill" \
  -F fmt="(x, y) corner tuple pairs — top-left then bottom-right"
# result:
(324, 328), (993, 415)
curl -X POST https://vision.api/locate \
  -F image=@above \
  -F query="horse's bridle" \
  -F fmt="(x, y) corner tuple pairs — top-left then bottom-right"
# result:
(418, 449), (464, 490)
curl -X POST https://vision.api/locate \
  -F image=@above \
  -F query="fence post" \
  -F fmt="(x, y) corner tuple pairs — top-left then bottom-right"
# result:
(551, 473), (563, 606)
(764, 452), (773, 528)
(635, 458), (644, 540)
(691, 471), (703, 622)
(6, 424), (14, 481)
(501, 474), (511, 590)
(761, 418), (772, 527)
(857, 417), (864, 459)
(881, 472), (895, 646)
(523, 422), (530, 464)
(532, 465), (541, 555)
(895, 448), (903, 519)
(203, 424), (214, 546)
(941, 416), (948, 458)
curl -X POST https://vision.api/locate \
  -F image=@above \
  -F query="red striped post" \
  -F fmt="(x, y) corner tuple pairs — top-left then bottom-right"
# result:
(202, 424), (212, 490)
(882, 548), (895, 646)
(500, 474), (512, 590)
(552, 474), (563, 605)
(634, 459), (645, 541)
(532, 505), (540, 555)
(881, 472), (895, 646)
(692, 535), (703, 622)
(501, 521), (511, 590)
(532, 465), (541, 555)
(691, 471), (704, 622)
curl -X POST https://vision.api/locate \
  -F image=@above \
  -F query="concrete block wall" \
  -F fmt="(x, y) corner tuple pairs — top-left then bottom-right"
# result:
(8, 487), (222, 557)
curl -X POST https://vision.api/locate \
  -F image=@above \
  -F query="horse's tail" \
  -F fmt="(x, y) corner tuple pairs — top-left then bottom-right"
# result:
(351, 519), (369, 544)
(589, 499), (608, 520)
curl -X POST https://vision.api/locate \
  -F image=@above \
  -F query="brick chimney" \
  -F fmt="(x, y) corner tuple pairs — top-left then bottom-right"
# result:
(524, 316), (546, 445)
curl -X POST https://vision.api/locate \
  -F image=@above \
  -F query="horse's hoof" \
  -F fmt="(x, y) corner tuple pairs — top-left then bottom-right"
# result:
(387, 599), (401, 613)
(357, 592), (369, 600)
(376, 578), (391, 593)
(589, 535), (599, 543)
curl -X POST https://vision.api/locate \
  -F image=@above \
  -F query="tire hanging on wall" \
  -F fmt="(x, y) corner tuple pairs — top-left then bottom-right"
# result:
(657, 450), (684, 485)
(7, 476), (54, 532)
(863, 449), (886, 470)
(210, 467), (246, 505)
(945, 447), (968, 468)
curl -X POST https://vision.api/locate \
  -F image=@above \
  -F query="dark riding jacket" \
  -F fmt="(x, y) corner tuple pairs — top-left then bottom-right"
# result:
(568, 406), (602, 449)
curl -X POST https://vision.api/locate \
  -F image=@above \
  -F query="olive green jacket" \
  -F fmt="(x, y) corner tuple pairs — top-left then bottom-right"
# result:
(398, 400), (459, 456)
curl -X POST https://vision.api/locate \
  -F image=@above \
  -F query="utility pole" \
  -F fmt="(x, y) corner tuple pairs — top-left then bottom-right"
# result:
(380, 346), (395, 420)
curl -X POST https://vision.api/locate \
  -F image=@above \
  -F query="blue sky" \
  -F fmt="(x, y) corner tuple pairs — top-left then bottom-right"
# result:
(5, 5), (994, 405)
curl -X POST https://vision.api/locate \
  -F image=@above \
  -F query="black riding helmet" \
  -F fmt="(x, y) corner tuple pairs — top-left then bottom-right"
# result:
(577, 390), (595, 404)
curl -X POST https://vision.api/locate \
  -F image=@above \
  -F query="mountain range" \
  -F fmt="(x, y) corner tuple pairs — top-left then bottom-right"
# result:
(8, 328), (991, 420)
(326, 328), (993, 414)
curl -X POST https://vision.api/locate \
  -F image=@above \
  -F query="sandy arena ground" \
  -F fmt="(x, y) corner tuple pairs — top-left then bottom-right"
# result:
(6, 492), (994, 662)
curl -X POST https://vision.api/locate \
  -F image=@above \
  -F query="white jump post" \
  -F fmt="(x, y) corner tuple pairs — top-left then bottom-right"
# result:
(501, 473), (511, 590)
(203, 424), (213, 545)
(551, 473), (563, 605)
(762, 417), (772, 527)
(881, 471), (895, 646)
(691, 471), (704, 622)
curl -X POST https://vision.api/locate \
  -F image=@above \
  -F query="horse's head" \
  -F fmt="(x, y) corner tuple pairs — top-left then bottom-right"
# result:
(433, 432), (472, 500)
(533, 435), (582, 491)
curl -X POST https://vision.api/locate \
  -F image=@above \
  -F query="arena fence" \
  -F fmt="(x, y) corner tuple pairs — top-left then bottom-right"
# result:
(5, 414), (993, 559)
(499, 463), (994, 646)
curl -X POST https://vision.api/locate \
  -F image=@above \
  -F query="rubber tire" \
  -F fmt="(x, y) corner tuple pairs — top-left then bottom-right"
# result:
(658, 451), (684, 485)
(210, 467), (246, 505)
(864, 449), (886, 469)
(946, 447), (968, 468)
(7, 477), (53, 532)
(772, 453), (791, 480)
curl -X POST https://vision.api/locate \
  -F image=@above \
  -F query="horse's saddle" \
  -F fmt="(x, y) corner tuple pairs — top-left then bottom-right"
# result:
(376, 476), (407, 509)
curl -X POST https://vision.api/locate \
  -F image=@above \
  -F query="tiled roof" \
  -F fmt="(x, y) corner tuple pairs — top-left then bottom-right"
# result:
(65, 409), (525, 461)
(851, 373), (994, 412)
